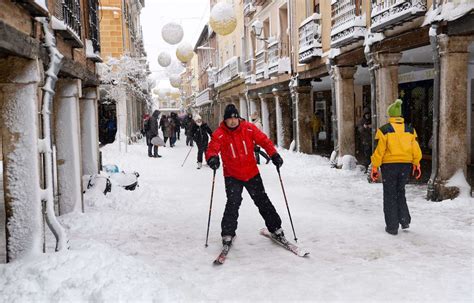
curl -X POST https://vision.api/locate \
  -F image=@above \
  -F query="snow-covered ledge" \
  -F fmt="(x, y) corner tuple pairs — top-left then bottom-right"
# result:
(85, 39), (103, 62)
(371, 0), (427, 33)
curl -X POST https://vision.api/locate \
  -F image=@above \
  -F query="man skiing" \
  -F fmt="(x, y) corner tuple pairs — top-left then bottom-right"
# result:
(370, 99), (422, 235)
(206, 104), (285, 248)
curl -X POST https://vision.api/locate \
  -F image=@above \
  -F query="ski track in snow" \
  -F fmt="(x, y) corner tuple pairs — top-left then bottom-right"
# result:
(1, 131), (473, 302)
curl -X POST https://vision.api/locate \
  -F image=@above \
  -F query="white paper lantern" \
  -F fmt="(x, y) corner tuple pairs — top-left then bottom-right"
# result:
(169, 75), (182, 88)
(157, 52), (171, 67)
(161, 22), (184, 45)
(176, 42), (194, 63)
(209, 2), (237, 36)
(166, 60), (185, 76)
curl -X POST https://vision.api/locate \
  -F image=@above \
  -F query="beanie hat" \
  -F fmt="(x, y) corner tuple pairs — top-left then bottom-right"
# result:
(223, 104), (239, 120)
(387, 99), (403, 117)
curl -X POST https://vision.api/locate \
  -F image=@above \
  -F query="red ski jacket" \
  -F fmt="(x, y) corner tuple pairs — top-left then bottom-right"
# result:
(206, 120), (277, 181)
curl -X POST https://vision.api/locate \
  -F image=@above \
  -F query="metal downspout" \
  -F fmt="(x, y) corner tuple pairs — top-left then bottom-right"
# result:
(327, 58), (338, 167)
(427, 1), (441, 201)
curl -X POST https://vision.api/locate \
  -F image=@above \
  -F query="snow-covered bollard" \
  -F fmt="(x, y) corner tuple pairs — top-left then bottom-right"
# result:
(209, 2), (237, 36)
(161, 22), (184, 45)
(338, 155), (358, 170)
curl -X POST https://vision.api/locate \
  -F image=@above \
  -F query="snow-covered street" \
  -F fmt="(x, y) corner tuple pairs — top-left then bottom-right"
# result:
(1, 137), (472, 302)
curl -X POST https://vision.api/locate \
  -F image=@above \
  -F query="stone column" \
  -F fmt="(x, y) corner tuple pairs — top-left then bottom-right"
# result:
(80, 87), (99, 176)
(273, 90), (292, 148)
(239, 94), (248, 120)
(334, 66), (357, 156)
(434, 34), (473, 199)
(0, 57), (42, 261)
(373, 52), (402, 126)
(259, 93), (271, 136)
(291, 86), (313, 154)
(54, 79), (83, 215)
(248, 94), (261, 117)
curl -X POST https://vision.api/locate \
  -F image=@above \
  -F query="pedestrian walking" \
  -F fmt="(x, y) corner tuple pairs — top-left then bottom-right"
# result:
(145, 110), (162, 158)
(206, 104), (285, 248)
(183, 113), (194, 147)
(357, 107), (372, 170)
(159, 114), (168, 145)
(191, 114), (212, 169)
(250, 111), (270, 165)
(370, 99), (422, 235)
(311, 112), (321, 151)
(168, 113), (177, 147)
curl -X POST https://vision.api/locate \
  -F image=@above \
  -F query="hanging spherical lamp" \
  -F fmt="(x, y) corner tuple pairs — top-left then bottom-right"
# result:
(169, 75), (182, 88)
(161, 22), (184, 45)
(209, 2), (237, 36)
(176, 42), (195, 63)
(157, 52), (171, 67)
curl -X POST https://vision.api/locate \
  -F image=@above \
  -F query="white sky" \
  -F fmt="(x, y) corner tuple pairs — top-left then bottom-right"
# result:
(141, 0), (210, 88)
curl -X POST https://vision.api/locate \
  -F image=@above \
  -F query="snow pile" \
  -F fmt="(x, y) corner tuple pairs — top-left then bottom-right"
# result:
(445, 169), (472, 200)
(0, 244), (170, 302)
(338, 154), (358, 170)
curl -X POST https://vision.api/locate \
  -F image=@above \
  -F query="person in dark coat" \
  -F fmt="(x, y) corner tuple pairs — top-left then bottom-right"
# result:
(145, 110), (162, 157)
(183, 113), (194, 147)
(159, 114), (168, 145)
(205, 104), (285, 247)
(357, 107), (372, 169)
(191, 114), (212, 169)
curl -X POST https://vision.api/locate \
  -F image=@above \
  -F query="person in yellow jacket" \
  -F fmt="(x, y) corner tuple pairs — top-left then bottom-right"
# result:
(370, 99), (422, 235)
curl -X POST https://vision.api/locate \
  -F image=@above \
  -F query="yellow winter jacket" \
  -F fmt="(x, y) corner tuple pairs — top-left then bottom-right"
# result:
(370, 117), (422, 168)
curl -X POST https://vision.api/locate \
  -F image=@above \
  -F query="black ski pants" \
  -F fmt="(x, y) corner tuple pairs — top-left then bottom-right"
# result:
(221, 174), (282, 237)
(196, 143), (208, 163)
(381, 163), (412, 231)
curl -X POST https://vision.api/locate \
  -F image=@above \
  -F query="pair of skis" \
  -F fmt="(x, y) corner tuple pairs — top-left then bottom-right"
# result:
(213, 228), (310, 265)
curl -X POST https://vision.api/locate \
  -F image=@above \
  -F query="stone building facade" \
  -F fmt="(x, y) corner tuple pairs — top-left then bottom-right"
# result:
(195, 0), (473, 200)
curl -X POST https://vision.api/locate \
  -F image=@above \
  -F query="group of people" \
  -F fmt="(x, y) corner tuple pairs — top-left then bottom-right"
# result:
(143, 98), (422, 247)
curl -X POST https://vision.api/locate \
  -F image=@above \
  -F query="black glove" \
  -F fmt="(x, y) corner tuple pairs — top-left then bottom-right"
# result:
(271, 153), (283, 168)
(207, 156), (220, 171)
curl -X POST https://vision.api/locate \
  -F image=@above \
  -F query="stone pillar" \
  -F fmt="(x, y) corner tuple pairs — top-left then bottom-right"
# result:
(54, 79), (83, 215)
(434, 35), (473, 199)
(291, 86), (313, 154)
(80, 87), (99, 176)
(273, 90), (292, 148)
(0, 57), (42, 261)
(259, 93), (271, 136)
(248, 94), (261, 117)
(334, 66), (357, 156)
(239, 94), (248, 120)
(373, 52), (402, 126)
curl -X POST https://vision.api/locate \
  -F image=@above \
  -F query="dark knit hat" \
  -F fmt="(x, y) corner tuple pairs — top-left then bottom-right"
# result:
(223, 104), (239, 120)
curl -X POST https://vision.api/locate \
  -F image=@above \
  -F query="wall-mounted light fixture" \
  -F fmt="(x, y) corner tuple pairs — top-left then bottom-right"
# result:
(251, 20), (269, 43)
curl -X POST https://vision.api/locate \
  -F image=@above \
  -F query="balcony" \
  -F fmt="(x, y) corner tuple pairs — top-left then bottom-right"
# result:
(87, 0), (101, 58)
(207, 67), (216, 86)
(267, 40), (291, 77)
(215, 57), (242, 88)
(298, 13), (322, 64)
(52, 0), (83, 48)
(255, 49), (267, 81)
(371, 0), (427, 32)
(330, 0), (366, 48)
(245, 58), (256, 84)
(244, 0), (256, 16)
(195, 88), (212, 107)
(16, 0), (49, 16)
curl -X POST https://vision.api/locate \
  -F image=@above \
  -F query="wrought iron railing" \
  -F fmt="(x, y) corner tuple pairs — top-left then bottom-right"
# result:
(88, 0), (100, 53)
(298, 13), (322, 64)
(62, 0), (82, 39)
(330, 0), (366, 48)
(370, 0), (427, 32)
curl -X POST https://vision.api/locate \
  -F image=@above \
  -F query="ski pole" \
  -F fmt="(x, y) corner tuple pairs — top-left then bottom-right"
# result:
(205, 169), (217, 247)
(181, 145), (194, 167)
(276, 167), (298, 243)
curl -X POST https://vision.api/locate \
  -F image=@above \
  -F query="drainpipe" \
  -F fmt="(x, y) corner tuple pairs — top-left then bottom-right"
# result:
(427, 0), (441, 201)
(326, 58), (338, 167)
(38, 18), (68, 252)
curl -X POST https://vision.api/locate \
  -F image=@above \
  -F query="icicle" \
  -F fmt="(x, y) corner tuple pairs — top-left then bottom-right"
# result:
(38, 17), (68, 252)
